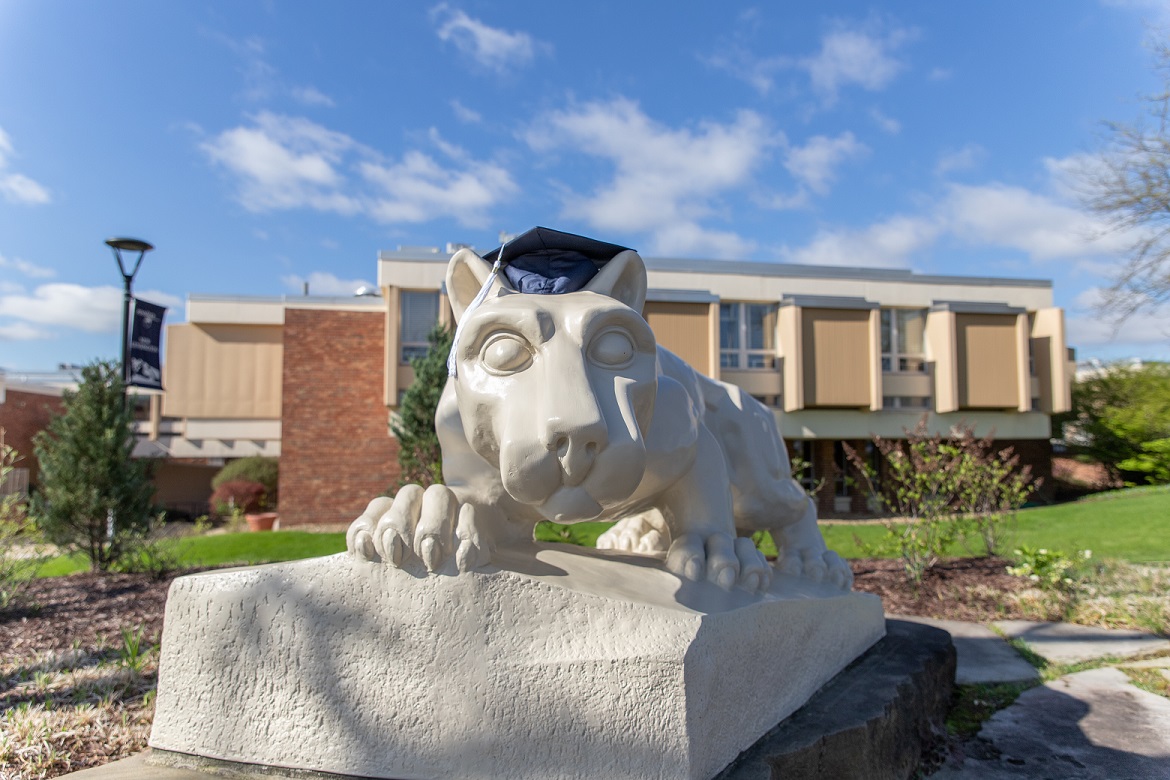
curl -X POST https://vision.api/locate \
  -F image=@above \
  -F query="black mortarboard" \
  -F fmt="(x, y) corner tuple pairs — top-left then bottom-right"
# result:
(483, 226), (633, 295)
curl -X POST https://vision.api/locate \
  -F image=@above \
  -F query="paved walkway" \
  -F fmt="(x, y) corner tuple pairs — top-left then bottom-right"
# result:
(896, 616), (1170, 779)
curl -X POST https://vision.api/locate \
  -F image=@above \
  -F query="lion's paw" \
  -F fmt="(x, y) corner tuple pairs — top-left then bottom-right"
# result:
(665, 533), (771, 593)
(596, 516), (668, 554)
(346, 484), (491, 573)
(777, 548), (853, 590)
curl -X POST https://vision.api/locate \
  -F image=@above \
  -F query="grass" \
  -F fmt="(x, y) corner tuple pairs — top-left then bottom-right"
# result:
(946, 681), (1035, 739)
(29, 485), (1170, 579)
(819, 484), (1170, 562)
(37, 531), (348, 578)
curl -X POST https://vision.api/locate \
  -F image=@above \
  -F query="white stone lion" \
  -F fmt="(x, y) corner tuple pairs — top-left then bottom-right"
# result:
(347, 243), (852, 593)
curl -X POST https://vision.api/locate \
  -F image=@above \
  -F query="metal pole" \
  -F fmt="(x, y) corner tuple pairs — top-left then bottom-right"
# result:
(121, 271), (133, 388)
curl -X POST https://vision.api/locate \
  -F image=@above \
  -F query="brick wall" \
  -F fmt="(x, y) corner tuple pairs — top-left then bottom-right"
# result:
(279, 309), (400, 526)
(0, 388), (65, 489)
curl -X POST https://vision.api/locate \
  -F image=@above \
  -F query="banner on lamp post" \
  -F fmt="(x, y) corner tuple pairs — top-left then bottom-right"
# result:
(128, 298), (166, 391)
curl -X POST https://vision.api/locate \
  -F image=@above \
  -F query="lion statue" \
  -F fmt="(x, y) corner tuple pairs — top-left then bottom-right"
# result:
(347, 229), (852, 593)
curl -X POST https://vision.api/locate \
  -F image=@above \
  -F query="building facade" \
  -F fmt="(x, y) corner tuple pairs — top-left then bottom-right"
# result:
(144, 246), (1072, 524)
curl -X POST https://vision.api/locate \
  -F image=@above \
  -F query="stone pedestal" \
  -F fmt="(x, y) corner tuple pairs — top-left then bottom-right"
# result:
(149, 545), (884, 780)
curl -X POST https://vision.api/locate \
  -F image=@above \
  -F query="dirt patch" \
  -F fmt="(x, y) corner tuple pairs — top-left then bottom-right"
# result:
(851, 556), (1031, 623)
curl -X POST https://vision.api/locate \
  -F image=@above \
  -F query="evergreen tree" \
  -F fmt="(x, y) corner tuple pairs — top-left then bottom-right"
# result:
(32, 361), (156, 571)
(390, 324), (453, 489)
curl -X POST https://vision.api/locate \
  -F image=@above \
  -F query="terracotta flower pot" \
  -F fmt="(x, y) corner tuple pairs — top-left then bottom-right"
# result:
(245, 512), (279, 532)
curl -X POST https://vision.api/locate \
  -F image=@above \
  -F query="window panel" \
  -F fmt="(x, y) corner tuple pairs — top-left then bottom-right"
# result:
(721, 302), (777, 370)
(400, 291), (439, 363)
(881, 307), (927, 374)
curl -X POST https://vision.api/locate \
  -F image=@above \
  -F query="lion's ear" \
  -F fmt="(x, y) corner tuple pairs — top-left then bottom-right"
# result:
(446, 248), (514, 323)
(582, 250), (647, 314)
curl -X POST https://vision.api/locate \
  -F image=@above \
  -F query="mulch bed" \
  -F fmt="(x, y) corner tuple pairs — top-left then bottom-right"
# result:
(851, 556), (1028, 622)
(1, 557), (1033, 665)
(1, 572), (181, 665)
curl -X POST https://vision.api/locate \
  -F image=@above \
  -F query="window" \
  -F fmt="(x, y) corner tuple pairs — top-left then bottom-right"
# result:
(833, 441), (850, 499)
(882, 395), (931, 410)
(792, 440), (816, 493)
(880, 308), (926, 373)
(400, 291), (439, 363)
(720, 302), (777, 369)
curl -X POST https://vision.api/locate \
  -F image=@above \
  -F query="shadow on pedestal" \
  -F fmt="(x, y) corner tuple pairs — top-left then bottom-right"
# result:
(718, 619), (957, 780)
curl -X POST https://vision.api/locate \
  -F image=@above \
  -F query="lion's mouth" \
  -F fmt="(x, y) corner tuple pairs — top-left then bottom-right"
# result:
(535, 485), (604, 523)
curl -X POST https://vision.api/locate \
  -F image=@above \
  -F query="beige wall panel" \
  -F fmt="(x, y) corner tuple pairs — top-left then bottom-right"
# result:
(644, 302), (712, 377)
(384, 286), (401, 407)
(926, 310), (958, 413)
(780, 306), (802, 411)
(721, 369), (783, 396)
(1030, 307), (1071, 414)
(163, 324), (283, 419)
(956, 314), (1020, 409)
(800, 309), (871, 408)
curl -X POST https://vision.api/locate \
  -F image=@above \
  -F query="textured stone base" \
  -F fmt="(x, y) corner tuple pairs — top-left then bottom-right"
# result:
(719, 619), (957, 780)
(149, 545), (884, 780)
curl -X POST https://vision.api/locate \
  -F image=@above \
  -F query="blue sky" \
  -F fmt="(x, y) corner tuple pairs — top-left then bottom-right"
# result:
(2, 0), (1169, 372)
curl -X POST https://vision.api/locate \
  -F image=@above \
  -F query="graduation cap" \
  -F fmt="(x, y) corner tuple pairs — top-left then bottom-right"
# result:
(447, 227), (635, 376)
(484, 226), (633, 295)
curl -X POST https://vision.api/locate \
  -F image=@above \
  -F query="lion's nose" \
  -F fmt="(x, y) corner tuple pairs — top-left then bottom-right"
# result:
(547, 419), (607, 487)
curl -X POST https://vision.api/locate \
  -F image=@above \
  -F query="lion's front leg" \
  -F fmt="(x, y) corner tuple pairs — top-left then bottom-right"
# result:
(773, 495), (854, 590)
(660, 428), (771, 593)
(347, 484), (495, 573)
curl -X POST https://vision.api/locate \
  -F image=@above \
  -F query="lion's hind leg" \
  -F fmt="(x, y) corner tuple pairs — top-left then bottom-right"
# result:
(596, 510), (669, 554)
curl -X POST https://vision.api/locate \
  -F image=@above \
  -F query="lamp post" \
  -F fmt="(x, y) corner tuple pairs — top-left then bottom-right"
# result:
(105, 237), (154, 391)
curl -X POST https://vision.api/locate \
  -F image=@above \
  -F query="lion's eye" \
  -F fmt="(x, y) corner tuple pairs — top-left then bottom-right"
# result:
(588, 329), (636, 369)
(481, 333), (533, 374)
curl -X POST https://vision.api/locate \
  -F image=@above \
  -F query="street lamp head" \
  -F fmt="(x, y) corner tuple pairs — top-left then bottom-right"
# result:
(105, 237), (154, 253)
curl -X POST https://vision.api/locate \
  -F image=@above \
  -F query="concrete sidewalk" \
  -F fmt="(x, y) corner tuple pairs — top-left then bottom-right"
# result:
(900, 615), (1170, 779)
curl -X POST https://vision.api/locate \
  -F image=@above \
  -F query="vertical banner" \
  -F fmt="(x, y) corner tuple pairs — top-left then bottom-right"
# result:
(128, 298), (166, 390)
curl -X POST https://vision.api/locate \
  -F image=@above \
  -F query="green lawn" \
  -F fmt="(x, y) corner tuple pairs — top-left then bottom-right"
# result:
(818, 485), (1170, 562)
(34, 486), (1170, 577)
(38, 530), (348, 577)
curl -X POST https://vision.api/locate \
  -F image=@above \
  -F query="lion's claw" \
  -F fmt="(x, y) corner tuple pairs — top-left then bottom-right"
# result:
(665, 532), (771, 593)
(347, 484), (491, 573)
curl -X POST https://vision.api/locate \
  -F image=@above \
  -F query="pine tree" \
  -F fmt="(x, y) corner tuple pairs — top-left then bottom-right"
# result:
(32, 361), (156, 571)
(390, 324), (453, 490)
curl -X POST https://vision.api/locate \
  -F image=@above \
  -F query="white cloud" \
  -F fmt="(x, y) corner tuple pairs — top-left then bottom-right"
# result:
(0, 254), (55, 279)
(782, 215), (940, 267)
(524, 98), (776, 255)
(799, 19), (917, 104)
(703, 45), (787, 96)
(1066, 285), (1170, 347)
(935, 144), (986, 176)
(431, 4), (542, 72)
(0, 126), (51, 206)
(928, 67), (952, 82)
(870, 108), (901, 134)
(940, 182), (1131, 260)
(781, 153), (1133, 268)
(360, 134), (517, 227)
(0, 284), (181, 335)
(291, 86), (336, 107)
(451, 99), (482, 124)
(202, 113), (514, 226)
(0, 322), (49, 341)
(784, 132), (868, 195)
(282, 272), (374, 297)
(202, 112), (359, 214)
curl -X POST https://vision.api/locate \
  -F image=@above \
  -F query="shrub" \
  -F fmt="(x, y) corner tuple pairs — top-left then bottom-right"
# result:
(31, 361), (156, 572)
(391, 323), (453, 490)
(209, 480), (268, 515)
(0, 431), (46, 611)
(846, 423), (967, 585)
(212, 457), (279, 504)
